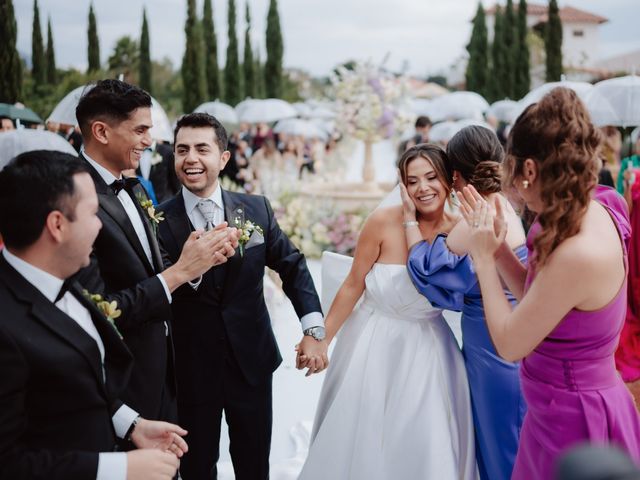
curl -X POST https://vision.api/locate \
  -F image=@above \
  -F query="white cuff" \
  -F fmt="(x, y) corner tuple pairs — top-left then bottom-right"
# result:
(157, 274), (172, 303)
(188, 275), (203, 290)
(300, 311), (324, 331)
(112, 404), (139, 439)
(97, 452), (127, 480)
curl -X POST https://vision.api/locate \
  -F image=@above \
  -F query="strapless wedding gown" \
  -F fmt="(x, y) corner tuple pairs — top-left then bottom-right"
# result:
(299, 261), (478, 480)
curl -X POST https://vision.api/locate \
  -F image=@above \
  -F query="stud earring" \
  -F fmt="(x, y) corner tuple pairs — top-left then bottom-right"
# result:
(522, 180), (530, 189)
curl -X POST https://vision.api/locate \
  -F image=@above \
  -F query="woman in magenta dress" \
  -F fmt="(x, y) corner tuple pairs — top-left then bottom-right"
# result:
(458, 87), (640, 480)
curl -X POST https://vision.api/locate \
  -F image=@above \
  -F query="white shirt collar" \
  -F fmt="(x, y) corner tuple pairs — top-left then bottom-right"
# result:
(182, 182), (224, 215)
(2, 249), (64, 303)
(82, 148), (120, 186)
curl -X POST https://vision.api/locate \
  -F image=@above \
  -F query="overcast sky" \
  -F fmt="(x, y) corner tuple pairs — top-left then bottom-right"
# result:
(13, 0), (640, 78)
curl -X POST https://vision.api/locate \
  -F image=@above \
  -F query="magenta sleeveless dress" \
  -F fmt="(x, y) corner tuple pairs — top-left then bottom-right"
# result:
(513, 187), (640, 479)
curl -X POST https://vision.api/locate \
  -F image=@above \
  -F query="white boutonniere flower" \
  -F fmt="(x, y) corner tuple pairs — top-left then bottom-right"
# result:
(237, 220), (264, 257)
(135, 193), (165, 235)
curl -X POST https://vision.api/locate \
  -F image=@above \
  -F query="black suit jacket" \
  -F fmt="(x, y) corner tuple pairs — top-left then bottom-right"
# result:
(158, 189), (322, 400)
(0, 256), (133, 479)
(138, 143), (180, 204)
(75, 155), (176, 419)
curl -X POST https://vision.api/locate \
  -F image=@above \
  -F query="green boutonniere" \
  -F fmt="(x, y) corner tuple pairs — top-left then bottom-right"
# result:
(237, 220), (263, 257)
(136, 193), (165, 235)
(82, 290), (123, 338)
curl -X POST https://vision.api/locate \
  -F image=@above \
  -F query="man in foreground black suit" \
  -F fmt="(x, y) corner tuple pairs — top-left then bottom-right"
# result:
(0, 151), (188, 479)
(158, 113), (328, 479)
(74, 80), (239, 423)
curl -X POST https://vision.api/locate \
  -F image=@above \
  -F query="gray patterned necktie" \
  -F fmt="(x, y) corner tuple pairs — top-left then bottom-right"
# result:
(196, 199), (216, 231)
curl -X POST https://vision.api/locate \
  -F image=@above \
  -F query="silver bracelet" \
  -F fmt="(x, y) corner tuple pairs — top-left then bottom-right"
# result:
(402, 221), (419, 228)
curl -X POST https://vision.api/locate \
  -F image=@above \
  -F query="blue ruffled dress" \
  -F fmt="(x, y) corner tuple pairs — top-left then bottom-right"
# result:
(407, 234), (527, 480)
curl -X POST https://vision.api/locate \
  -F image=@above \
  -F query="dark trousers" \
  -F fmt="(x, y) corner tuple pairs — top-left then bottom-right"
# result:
(178, 351), (272, 480)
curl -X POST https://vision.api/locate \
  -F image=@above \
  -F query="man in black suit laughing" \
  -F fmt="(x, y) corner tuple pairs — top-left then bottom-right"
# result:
(0, 151), (188, 479)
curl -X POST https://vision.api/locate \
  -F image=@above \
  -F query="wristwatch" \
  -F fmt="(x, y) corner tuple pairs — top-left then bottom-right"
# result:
(303, 326), (326, 341)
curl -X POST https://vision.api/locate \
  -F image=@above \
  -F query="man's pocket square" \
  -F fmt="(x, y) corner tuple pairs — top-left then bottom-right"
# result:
(245, 230), (265, 249)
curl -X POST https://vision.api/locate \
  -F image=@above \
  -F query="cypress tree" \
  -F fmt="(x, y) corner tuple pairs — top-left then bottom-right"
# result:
(203, 0), (221, 100)
(255, 50), (265, 99)
(139, 8), (151, 93)
(87, 3), (101, 72)
(265, 0), (283, 98)
(489, 6), (506, 102)
(502, 0), (516, 98)
(465, 2), (489, 99)
(0, 0), (22, 103)
(31, 0), (45, 87)
(45, 16), (56, 84)
(224, 0), (241, 105)
(545, 0), (563, 81)
(243, 2), (255, 99)
(514, 0), (530, 98)
(181, 0), (206, 112)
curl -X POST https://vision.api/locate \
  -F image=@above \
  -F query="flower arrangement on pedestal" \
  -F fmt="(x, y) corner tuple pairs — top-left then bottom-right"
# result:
(331, 61), (415, 183)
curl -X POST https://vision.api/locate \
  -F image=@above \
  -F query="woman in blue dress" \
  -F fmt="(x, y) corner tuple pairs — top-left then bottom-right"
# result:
(401, 127), (527, 480)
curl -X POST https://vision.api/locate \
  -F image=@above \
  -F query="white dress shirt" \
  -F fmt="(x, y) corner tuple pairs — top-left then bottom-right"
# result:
(82, 149), (171, 304)
(182, 185), (324, 331)
(2, 249), (139, 480)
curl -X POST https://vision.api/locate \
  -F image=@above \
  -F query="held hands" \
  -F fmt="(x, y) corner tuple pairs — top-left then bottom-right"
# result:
(457, 185), (507, 262)
(126, 418), (188, 479)
(295, 336), (329, 377)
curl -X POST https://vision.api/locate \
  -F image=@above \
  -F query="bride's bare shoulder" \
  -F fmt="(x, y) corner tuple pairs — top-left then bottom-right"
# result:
(367, 205), (403, 224)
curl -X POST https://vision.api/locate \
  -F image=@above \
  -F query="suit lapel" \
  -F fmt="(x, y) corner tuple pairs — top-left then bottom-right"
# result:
(82, 156), (155, 275)
(164, 191), (194, 251)
(69, 283), (133, 398)
(221, 189), (245, 297)
(129, 182), (164, 273)
(0, 258), (107, 394)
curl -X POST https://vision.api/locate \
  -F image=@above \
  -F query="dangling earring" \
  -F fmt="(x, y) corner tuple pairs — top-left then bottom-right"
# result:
(522, 180), (530, 189)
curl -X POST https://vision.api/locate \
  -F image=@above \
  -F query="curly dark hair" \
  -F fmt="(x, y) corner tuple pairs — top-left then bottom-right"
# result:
(504, 87), (601, 266)
(447, 125), (504, 194)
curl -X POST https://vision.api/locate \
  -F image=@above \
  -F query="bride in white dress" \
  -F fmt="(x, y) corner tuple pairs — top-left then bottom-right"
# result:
(298, 144), (478, 480)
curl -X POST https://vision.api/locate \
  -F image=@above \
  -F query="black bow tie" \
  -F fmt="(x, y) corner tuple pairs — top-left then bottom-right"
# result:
(55, 278), (75, 303)
(110, 177), (139, 195)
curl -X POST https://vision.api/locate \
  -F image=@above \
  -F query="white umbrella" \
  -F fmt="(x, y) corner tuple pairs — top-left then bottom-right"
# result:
(47, 85), (173, 142)
(47, 85), (87, 125)
(0, 129), (78, 169)
(584, 75), (640, 128)
(487, 100), (518, 123)
(149, 98), (173, 142)
(429, 119), (493, 145)
(306, 105), (336, 120)
(410, 98), (434, 117)
(511, 81), (594, 121)
(194, 101), (239, 126)
(273, 118), (328, 140)
(292, 102), (312, 117)
(429, 91), (490, 122)
(237, 99), (297, 124)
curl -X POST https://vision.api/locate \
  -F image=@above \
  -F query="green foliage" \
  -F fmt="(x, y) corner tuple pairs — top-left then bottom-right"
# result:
(151, 57), (183, 118)
(0, 0), (22, 103)
(502, 0), (516, 98)
(45, 17), (56, 84)
(202, 0), (221, 100)
(224, 0), (241, 105)
(545, 0), (563, 81)
(181, 0), (206, 112)
(489, 6), (506, 102)
(243, 3), (256, 99)
(139, 8), (151, 93)
(87, 3), (101, 72)
(265, 0), (283, 98)
(254, 50), (266, 99)
(31, 0), (45, 87)
(514, 0), (530, 98)
(465, 2), (489, 98)
(108, 36), (139, 84)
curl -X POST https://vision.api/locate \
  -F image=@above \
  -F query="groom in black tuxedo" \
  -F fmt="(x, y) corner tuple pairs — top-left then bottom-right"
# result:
(74, 80), (238, 424)
(158, 113), (328, 479)
(0, 151), (188, 479)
